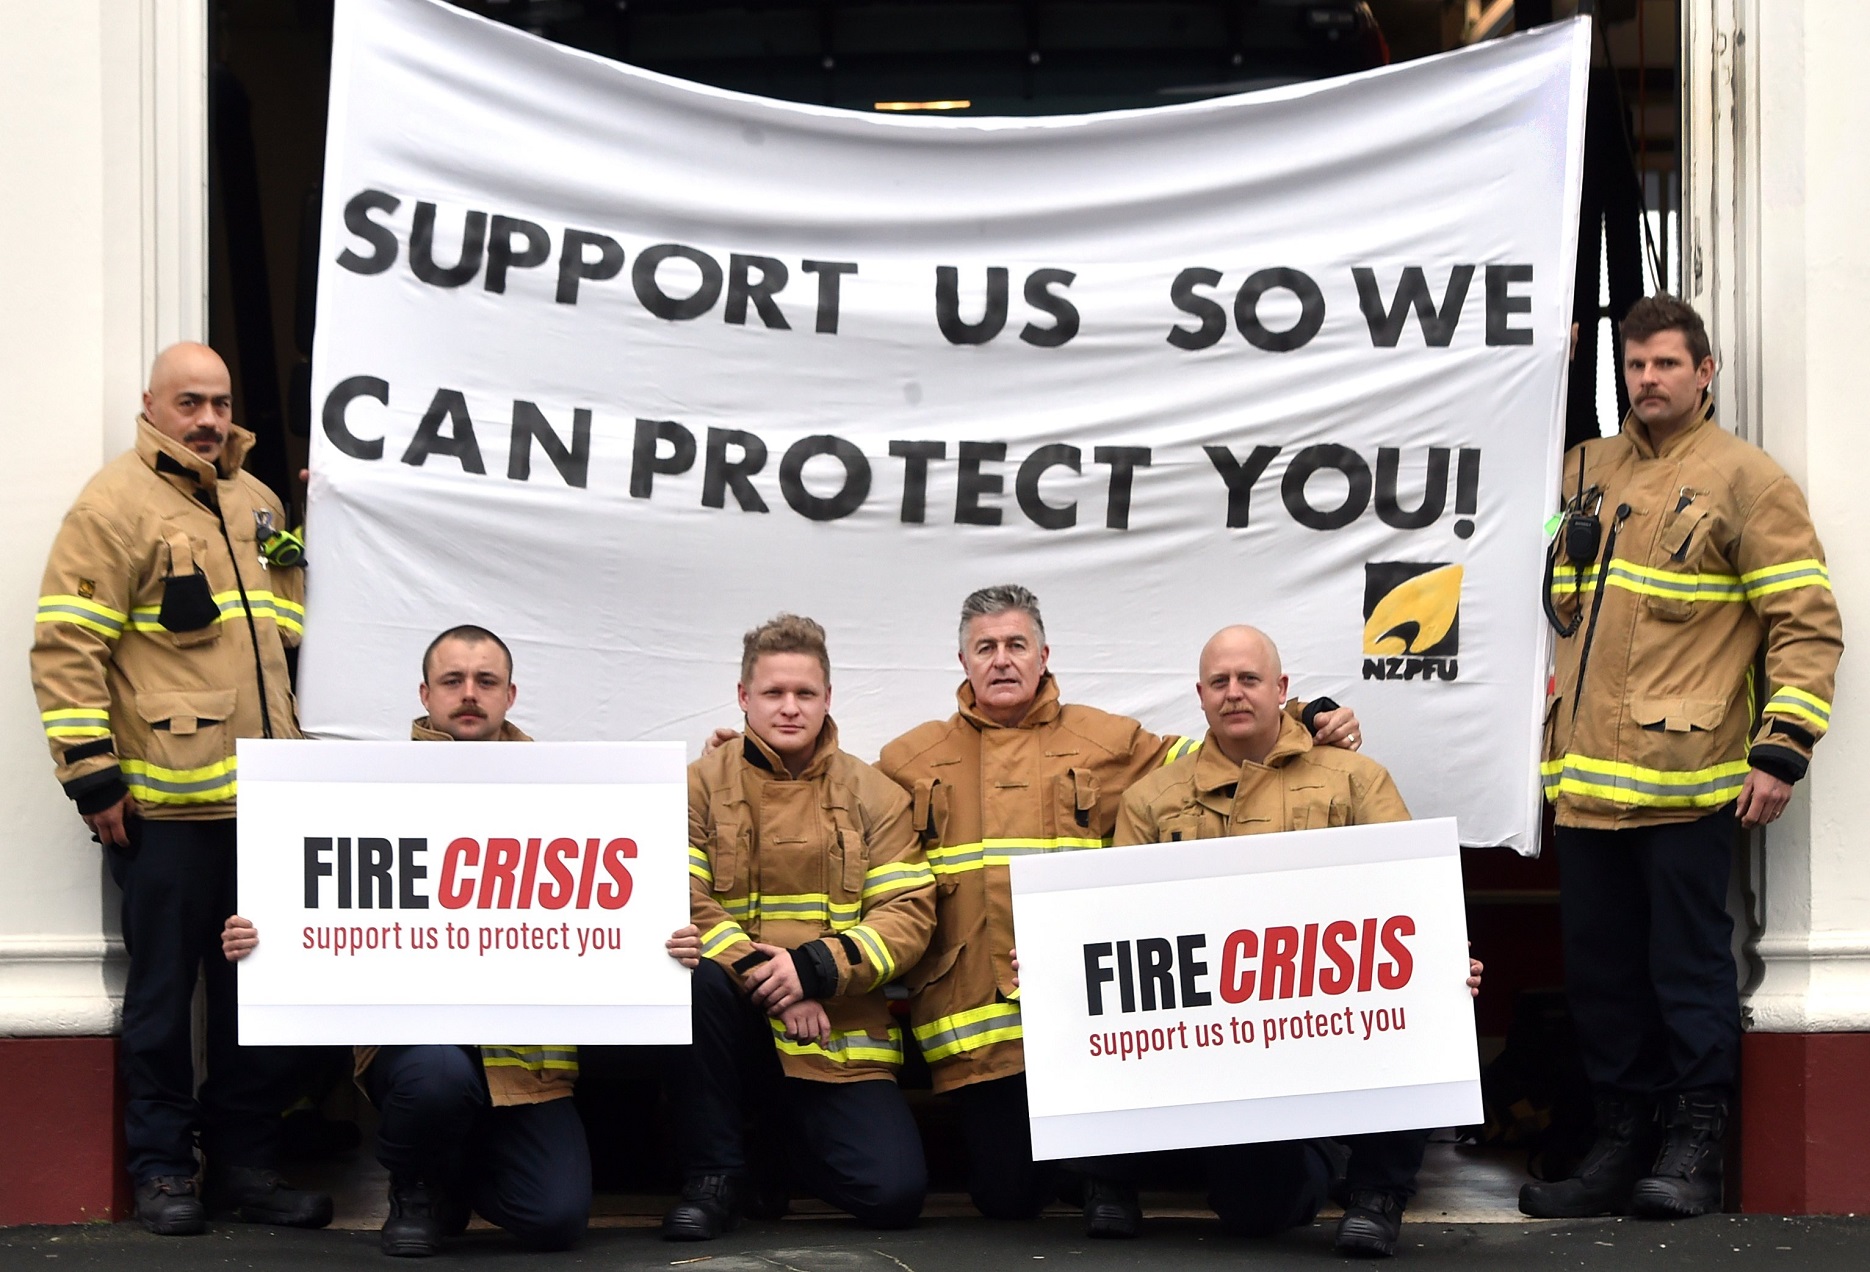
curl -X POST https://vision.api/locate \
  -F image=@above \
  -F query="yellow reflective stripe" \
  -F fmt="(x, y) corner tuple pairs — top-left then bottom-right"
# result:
(767, 1019), (904, 1065)
(1764, 686), (1831, 730)
(927, 836), (1110, 876)
(36, 594), (126, 639)
(479, 1045), (579, 1072)
(1741, 559), (1832, 598)
(912, 1002), (1024, 1062)
(751, 892), (863, 926)
(127, 590), (300, 632)
(1541, 753), (1749, 809)
(42, 708), (112, 738)
(699, 920), (750, 957)
(1162, 736), (1200, 765)
(845, 923), (895, 983)
(120, 756), (237, 804)
(861, 860), (933, 901)
(688, 846), (713, 884)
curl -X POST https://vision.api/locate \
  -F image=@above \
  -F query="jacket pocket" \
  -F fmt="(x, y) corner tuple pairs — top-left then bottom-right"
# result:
(834, 818), (868, 895)
(1052, 770), (1100, 837)
(1644, 507), (1710, 623)
(708, 813), (747, 896)
(924, 782), (959, 894)
(905, 937), (965, 994)
(1630, 695), (1728, 734)
(132, 688), (236, 795)
(1157, 808), (1208, 842)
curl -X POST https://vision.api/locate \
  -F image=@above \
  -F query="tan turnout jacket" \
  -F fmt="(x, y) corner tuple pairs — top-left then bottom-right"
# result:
(689, 721), (936, 1083)
(876, 675), (1198, 1092)
(1114, 715), (1410, 845)
(355, 717), (576, 1107)
(31, 419), (304, 819)
(1544, 398), (1843, 829)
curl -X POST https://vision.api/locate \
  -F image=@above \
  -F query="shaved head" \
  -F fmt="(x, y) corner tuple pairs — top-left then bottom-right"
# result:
(1198, 625), (1282, 682)
(143, 342), (233, 465)
(1196, 624), (1289, 765)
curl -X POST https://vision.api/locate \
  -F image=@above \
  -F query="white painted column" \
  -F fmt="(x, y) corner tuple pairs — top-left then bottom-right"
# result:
(1683, 0), (1870, 1033)
(0, 0), (207, 1034)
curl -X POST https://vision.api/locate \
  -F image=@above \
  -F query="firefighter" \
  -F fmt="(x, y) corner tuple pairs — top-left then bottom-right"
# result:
(1109, 623), (1470, 1257)
(667, 614), (937, 1240)
(223, 626), (702, 1256)
(30, 343), (328, 1235)
(1523, 295), (1843, 1220)
(874, 584), (1361, 1235)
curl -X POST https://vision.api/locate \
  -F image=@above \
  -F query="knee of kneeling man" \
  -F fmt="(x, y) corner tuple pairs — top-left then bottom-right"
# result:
(852, 1176), (927, 1230)
(509, 1206), (587, 1252)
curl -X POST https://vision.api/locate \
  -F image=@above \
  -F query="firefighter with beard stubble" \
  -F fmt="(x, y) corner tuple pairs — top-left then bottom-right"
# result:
(874, 584), (1364, 1237)
(1523, 296), (1842, 1221)
(30, 342), (327, 1236)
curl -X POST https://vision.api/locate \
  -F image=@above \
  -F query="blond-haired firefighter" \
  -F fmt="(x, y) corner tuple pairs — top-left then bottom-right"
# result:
(669, 614), (937, 1240)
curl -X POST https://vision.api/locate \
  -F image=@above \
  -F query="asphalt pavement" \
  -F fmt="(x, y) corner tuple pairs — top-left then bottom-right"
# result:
(3, 1212), (1866, 1271)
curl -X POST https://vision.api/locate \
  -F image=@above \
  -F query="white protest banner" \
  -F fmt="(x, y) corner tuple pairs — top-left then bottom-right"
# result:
(235, 739), (690, 1045)
(303, 0), (1588, 852)
(1010, 818), (1480, 1159)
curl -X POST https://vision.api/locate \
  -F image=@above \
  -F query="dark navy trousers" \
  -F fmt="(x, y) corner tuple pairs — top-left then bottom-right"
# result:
(670, 958), (926, 1228)
(1556, 808), (1741, 1096)
(107, 817), (304, 1183)
(365, 1045), (590, 1250)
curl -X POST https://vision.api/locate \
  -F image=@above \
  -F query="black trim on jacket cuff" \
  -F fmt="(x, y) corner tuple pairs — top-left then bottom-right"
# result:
(1301, 696), (1341, 734)
(790, 941), (839, 1000)
(65, 767), (129, 816)
(1767, 718), (1818, 751)
(1748, 744), (1808, 785)
(61, 737), (115, 765)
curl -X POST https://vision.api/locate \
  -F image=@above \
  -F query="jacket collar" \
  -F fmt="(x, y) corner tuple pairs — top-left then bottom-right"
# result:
(1192, 713), (1314, 798)
(410, 715), (533, 742)
(741, 717), (840, 780)
(956, 672), (1062, 731)
(1624, 392), (1716, 461)
(135, 414), (256, 493)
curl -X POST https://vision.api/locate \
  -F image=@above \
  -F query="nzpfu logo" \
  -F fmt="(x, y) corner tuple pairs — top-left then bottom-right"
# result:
(1362, 563), (1462, 682)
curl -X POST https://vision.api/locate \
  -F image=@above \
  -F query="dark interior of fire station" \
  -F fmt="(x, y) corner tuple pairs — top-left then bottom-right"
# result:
(207, 0), (1687, 1216)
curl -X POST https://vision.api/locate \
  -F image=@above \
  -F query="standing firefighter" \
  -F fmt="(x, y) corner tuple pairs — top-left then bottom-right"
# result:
(1525, 295), (1843, 1219)
(876, 584), (1360, 1236)
(29, 343), (327, 1234)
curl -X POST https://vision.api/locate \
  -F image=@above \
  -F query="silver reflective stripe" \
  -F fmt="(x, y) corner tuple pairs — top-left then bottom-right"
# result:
(1547, 762), (1745, 799)
(38, 603), (124, 632)
(916, 1006), (1023, 1053)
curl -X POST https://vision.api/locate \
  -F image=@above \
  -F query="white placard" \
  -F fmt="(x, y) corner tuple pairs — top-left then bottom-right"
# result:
(235, 739), (691, 1044)
(1010, 818), (1481, 1159)
(301, 0), (1592, 854)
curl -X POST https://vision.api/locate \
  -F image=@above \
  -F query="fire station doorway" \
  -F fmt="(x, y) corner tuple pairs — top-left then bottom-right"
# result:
(207, 0), (1684, 1225)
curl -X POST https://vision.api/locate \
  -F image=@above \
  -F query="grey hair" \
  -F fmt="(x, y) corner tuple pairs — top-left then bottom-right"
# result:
(958, 584), (1045, 650)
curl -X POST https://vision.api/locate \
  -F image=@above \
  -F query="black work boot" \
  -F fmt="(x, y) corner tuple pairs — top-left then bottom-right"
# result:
(380, 1178), (444, 1258)
(134, 1175), (206, 1236)
(662, 1174), (741, 1241)
(1083, 1178), (1141, 1239)
(1630, 1089), (1727, 1219)
(1335, 1190), (1406, 1258)
(1518, 1092), (1657, 1218)
(205, 1166), (333, 1228)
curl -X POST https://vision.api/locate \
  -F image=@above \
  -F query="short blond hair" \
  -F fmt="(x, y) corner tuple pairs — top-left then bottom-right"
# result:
(740, 613), (831, 684)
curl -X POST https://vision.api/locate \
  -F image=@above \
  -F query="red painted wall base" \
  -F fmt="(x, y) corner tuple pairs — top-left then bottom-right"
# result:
(0, 1037), (127, 1225)
(1740, 1031), (1870, 1214)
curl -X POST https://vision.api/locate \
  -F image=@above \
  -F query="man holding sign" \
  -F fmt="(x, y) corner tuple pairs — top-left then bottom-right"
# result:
(877, 586), (1361, 1227)
(669, 615), (936, 1240)
(226, 627), (702, 1257)
(1108, 624), (1462, 1258)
